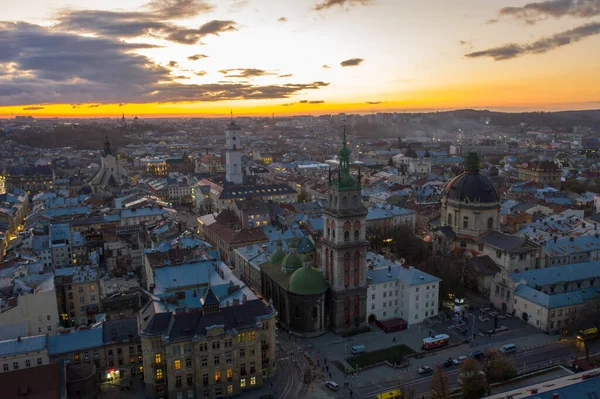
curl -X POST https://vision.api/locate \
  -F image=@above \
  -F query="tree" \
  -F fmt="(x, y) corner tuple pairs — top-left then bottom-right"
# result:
(480, 350), (516, 395)
(397, 380), (417, 399)
(430, 365), (451, 399)
(459, 358), (487, 399)
(297, 188), (311, 202)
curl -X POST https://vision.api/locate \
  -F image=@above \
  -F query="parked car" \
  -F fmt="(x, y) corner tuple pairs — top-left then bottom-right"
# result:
(441, 358), (454, 368)
(499, 343), (517, 354)
(453, 356), (467, 365)
(418, 365), (433, 374)
(325, 381), (340, 391)
(469, 350), (486, 360)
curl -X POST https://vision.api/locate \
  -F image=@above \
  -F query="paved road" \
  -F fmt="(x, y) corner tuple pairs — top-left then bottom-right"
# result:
(354, 340), (594, 398)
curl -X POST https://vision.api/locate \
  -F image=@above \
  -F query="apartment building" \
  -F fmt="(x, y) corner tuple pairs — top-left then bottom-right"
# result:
(55, 266), (101, 327)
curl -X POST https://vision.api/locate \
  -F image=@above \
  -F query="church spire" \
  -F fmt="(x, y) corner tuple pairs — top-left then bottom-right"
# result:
(103, 133), (112, 156)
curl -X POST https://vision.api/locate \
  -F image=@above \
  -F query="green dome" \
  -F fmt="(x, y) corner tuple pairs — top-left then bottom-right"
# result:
(281, 252), (303, 273)
(303, 253), (313, 262)
(269, 249), (286, 264)
(289, 267), (328, 295)
(338, 145), (351, 159)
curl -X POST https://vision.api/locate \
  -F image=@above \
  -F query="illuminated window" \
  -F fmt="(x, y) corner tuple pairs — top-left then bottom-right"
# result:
(174, 360), (181, 370)
(227, 385), (233, 394)
(215, 371), (221, 382)
(74, 353), (80, 361)
(226, 369), (232, 380)
(240, 378), (246, 388)
(155, 353), (162, 363)
(156, 368), (163, 380)
(247, 332), (255, 341)
(250, 377), (256, 386)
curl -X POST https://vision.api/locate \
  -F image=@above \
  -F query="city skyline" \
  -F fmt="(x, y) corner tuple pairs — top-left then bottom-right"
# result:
(2, 0), (600, 117)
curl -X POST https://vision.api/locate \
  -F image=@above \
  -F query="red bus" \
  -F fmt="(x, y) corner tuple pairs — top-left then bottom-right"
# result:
(422, 334), (450, 350)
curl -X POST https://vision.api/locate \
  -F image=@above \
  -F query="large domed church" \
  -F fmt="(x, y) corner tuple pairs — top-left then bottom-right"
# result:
(434, 152), (501, 254)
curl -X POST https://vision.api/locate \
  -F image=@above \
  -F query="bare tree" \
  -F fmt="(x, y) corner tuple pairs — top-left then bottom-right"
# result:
(430, 365), (451, 399)
(480, 350), (516, 395)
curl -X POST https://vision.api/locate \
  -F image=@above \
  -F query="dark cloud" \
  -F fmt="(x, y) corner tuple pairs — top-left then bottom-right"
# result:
(195, 70), (208, 76)
(366, 101), (381, 104)
(168, 61), (178, 68)
(465, 21), (600, 60)
(71, 104), (80, 108)
(218, 68), (275, 78)
(118, 103), (126, 107)
(23, 106), (44, 110)
(322, 64), (331, 68)
(55, 0), (235, 45)
(308, 100), (324, 104)
(88, 104), (101, 108)
(499, 0), (600, 24)
(188, 54), (208, 61)
(278, 74), (293, 78)
(459, 40), (470, 46)
(314, 0), (374, 11)
(281, 102), (295, 106)
(278, 17), (287, 22)
(0, 22), (330, 106)
(340, 58), (363, 67)
(486, 18), (499, 24)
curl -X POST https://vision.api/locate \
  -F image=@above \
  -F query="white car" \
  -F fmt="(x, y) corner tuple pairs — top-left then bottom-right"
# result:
(453, 355), (467, 365)
(417, 365), (433, 374)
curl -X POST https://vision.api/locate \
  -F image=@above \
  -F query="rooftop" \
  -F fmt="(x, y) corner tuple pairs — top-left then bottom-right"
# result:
(0, 335), (47, 357)
(48, 327), (104, 355)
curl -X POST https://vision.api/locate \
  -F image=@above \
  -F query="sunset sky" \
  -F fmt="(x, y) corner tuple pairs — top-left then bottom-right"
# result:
(1, 0), (600, 117)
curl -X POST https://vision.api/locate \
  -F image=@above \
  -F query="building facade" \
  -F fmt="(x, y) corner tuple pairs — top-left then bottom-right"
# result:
(225, 121), (243, 185)
(4, 165), (54, 195)
(518, 160), (561, 189)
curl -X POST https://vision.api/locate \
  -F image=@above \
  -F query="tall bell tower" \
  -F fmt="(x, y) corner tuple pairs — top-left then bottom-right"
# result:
(225, 118), (243, 185)
(321, 127), (368, 332)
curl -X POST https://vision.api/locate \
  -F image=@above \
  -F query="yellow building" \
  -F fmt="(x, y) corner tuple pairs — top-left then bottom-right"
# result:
(518, 160), (561, 189)
(140, 290), (277, 399)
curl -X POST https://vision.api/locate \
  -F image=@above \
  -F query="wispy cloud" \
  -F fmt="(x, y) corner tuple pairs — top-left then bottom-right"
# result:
(314, 0), (374, 11)
(278, 16), (287, 22)
(188, 54), (208, 61)
(168, 60), (178, 68)
(218, 68), (276, 78)
(195, 70), (208, 76)
(486, 18), (499, 24)
(55, 0), (236, 45)
(278, 74), (293, 78)
(308, 100), (324, 103)
(23, 106), (44, 110)
(465, 21), (600, 60)
(498, 0), (600, 24)
(340, 58), (363, 67)
(366, 101), (382, 104)
(322, 64), (331, 68)
(88, 104), (101, 108)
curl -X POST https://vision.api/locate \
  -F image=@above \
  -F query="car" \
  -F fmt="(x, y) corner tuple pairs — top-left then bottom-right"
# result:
(418, 365), (433, 374)
(469, 350), (486, 360)
(453, 356), (467, 365)
(441, 358), (454, 368)
(325, 381), (340, 391)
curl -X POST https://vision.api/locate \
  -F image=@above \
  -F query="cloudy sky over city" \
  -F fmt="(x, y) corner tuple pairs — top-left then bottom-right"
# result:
(1, 0), (600, 117)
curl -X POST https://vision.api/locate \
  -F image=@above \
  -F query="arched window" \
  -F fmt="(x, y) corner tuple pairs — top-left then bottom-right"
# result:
(327, 228), (330, 238)
(342, 196), (347, 207)
(353, 195), (358, 206)
(311, 306), (318, 320)
(344, 253), (350, 287)
(354, 230), (359, 241)
(353, 251), (360, 286)
(487, 217), (494, 229)
(294, 305), (300, 318)
(447, 213), (453, 226)
(344, 231), (350, 242)
(344, 221), (351, 231)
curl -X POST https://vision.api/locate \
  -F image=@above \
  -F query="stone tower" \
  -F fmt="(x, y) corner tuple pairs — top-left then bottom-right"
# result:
(225, 120), (243, 185)
(321, 128), (368, 332)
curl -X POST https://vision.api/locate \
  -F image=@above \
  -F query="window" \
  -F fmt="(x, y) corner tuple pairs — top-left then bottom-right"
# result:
(215, 371), (221, 382)
(241, 378), (246, 388)
(188, 390), (194, 398)
(37, 358), (42, 366)
(25, 360), (31, 368)
(214, 356), (220, 366)
(227, 368), (233, 380)
(93, 350), (99, 359)
(204, 389), (210, 397)
(487, 217), (494, 229)
(227, 385), (233, 394)
(13, 362), (19, 370)
(202, 358), (208, 368)
(155, 353), (162, 363)
(74, 353), (80, 361)
(47, 325), (52, 332)
(184, 343), (192, 353)
(156, 369), (163, 380)
(240, 348), (245, 358)
(176, 375), (182, 387)
(226, 354), (232, 364)
(174, 360), (181, 370)
(251, 376), (256, 386)
(186, 358), (192, 368)
(3, 364), (8, 371)
(463, 216), (469, 228)
(84, 352), (89, 360)
(202, 373), (209, 386)
(212, 341), (220, 350)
